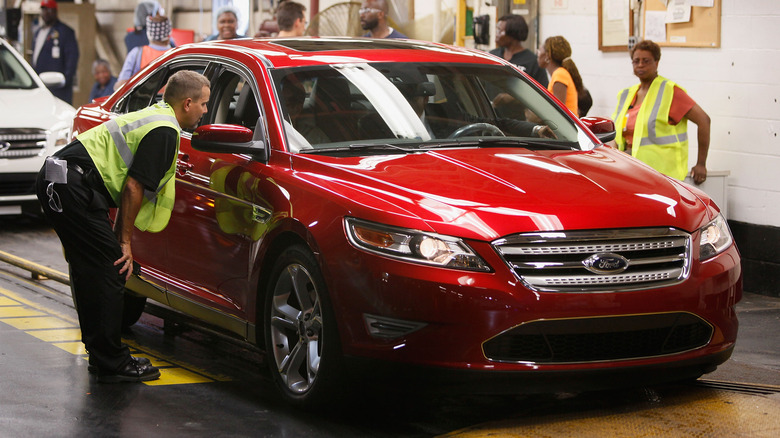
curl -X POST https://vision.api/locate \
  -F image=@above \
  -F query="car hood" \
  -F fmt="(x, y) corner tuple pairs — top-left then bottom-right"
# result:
(0, 88), (75, 129)
(292, 147), (710, 241)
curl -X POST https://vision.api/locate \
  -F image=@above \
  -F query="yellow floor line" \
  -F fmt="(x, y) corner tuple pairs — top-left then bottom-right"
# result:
(0, 287), (227, 385)
(0, 296), (21, 306)
(27, 328), (82, 342)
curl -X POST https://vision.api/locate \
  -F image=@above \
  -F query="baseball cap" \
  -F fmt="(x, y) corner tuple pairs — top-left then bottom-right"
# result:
(40, 0), (57, 9)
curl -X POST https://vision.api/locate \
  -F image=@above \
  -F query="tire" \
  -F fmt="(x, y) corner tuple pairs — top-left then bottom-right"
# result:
(264, 244), (343, 408)
(121, 292), (147, 329)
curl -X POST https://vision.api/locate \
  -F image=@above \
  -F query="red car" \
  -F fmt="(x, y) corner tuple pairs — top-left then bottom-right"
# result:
(72, 38), (741, 407)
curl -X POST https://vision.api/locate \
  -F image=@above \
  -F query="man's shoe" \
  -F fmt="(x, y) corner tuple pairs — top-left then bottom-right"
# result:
(97, 358), (160, 383)
(88, 356), (151, 375)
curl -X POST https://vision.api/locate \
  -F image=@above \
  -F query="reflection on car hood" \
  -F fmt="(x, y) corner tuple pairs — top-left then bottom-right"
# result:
(0, 88), (75, 129)
(293, 147), (708, 240)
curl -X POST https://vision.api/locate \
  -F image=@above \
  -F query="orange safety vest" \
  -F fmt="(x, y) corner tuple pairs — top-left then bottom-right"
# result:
(140, 45), (168, 70)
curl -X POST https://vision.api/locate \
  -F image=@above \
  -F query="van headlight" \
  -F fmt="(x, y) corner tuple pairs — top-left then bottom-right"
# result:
(53, 126), (71, 148)
(699, 214), (733, 260)
(345, 217), (490, 271)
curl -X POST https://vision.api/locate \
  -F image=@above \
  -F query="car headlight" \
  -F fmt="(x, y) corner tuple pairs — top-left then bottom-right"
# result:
(53, 126), (71, 148)
(699, 214), (733, 261)
(344, 217), (490, 271)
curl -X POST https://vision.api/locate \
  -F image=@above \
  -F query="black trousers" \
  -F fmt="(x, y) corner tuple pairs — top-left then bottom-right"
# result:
(35, 165), (131, 373)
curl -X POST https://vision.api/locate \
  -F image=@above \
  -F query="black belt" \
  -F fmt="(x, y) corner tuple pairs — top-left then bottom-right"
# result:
(65, 161), (112, 206)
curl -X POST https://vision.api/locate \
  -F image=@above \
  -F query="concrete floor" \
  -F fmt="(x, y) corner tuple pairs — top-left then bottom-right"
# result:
(0, 215), (778, 437)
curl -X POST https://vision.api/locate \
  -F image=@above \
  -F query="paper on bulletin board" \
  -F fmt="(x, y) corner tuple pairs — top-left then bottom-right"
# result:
(601, 0), (630, 47)
(666, 0), (692, 23)
(688, 0), (714, 6)
(606, 0), (624, 20)
(644, 10), (667, 42)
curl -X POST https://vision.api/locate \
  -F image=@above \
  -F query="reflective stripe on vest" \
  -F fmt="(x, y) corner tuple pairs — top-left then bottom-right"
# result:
(639, 79), (688, 146)
(612, 76), (689, 180)
(104, 112), (178, 203)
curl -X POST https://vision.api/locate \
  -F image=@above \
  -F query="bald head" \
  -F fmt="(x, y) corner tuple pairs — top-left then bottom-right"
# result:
(371, 0), (388, 13)
(360, 0), (390, 34)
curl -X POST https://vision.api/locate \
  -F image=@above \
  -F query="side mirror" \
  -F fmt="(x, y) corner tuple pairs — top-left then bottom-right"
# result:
(580, 116), (616, 143)
(191, 123), (268, 160)
(39, 71), (66, 89)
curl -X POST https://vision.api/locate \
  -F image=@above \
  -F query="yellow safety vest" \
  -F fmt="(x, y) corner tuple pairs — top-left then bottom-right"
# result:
(77, 102), (180, 232)
(612, 76), (689, 180)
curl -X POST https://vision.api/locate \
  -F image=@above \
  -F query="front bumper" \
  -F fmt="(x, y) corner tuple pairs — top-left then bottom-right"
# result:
(343, 346), (734, 395)
(325, 240), (742, 376)
(0, 172), (41, 215)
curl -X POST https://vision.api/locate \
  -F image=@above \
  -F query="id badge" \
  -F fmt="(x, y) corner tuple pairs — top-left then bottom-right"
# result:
(52, 45), (60, 59)
(45, 157), (68, 184)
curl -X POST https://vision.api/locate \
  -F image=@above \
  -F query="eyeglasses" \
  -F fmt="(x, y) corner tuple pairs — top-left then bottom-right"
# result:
(359, 7), (382, 15)
(46, 182), (62, 213)
(631, 58), (655, 66)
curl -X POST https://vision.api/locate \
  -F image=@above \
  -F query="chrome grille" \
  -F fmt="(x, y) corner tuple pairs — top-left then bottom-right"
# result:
(0, 128), (47, 159)
(493, 228), (691, 292)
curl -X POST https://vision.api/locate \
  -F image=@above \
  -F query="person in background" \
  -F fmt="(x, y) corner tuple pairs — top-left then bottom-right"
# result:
(537, 35), (583, 116)
(88, 59), (117, 102)
(276, 1), (307, 37)
(115, 12), (172, 90)
(489, 14), (547, 88)
(611, 39), (710, 184)
(360, 0), (407, 39)
(125, 1), (172, 53)
(204, 5), (245, 41)
(31, 0), (79, 104)
(280, 74), (329, 148)
(255, 0), (289, 37)
(36, 70), (211, 383)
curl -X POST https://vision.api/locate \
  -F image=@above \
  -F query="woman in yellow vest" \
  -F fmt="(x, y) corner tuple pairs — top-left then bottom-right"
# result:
(35, 70), (210, 383)
(537, 35), (583, 116)
(612, 40), (711, 184)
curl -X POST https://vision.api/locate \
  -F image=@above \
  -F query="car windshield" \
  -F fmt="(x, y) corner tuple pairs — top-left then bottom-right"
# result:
(271, 62), (597, 154)
(0, 45), (36, 90)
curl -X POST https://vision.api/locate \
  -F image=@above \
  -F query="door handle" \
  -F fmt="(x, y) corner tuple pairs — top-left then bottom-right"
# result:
(176, 161), (194, 176)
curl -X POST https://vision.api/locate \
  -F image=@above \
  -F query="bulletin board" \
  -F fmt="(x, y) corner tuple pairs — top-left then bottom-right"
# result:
(643, 0), (721, 48)
(598, 0), (634, 52)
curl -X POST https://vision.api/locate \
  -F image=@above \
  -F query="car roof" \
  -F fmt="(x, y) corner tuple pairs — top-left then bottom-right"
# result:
(171, 37), (506, 70)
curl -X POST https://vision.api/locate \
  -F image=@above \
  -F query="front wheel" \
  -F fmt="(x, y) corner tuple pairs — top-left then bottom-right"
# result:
(264, 244), (342, 408)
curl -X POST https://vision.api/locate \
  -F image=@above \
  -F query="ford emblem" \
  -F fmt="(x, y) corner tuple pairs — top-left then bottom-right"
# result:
(583, 253), (629, 275)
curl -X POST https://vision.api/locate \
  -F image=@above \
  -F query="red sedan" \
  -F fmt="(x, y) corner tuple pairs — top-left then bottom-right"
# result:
(72, 37), (741, 407)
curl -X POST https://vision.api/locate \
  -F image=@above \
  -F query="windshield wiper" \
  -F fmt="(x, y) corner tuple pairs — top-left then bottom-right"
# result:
(299, 143), (418, 155)
(423, 138), (577, 150)
(478, 137), (577, 150)
(348, 143), (417, 152)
